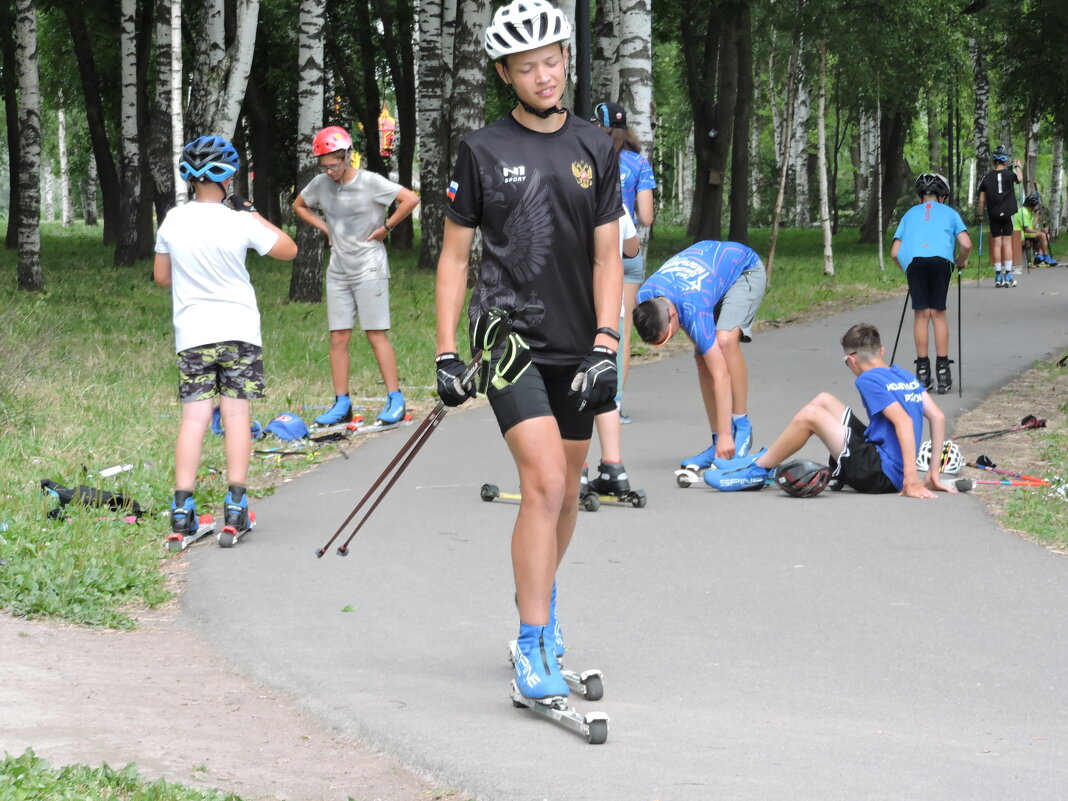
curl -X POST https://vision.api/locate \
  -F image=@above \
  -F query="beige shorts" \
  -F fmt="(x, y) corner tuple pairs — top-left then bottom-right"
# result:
(326, 278), (391, 331)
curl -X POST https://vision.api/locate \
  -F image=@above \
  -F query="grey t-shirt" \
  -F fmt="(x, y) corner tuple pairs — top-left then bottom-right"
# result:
(300, 170), (403, 283)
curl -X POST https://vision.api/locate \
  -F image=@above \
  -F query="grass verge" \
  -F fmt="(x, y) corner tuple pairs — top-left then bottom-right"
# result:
(0, 749), (243, 801)
(0, 221), (955, 626)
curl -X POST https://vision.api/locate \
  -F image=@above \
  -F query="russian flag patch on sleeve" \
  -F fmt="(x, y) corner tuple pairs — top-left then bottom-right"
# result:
(447, 181), (459, 202)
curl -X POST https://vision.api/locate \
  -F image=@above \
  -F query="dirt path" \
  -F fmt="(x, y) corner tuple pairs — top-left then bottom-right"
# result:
(0, 566), (443, 801)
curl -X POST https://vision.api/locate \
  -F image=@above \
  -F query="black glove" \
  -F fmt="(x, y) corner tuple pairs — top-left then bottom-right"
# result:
(435, 352), (475, 407)
(228, 193), (256, 212)
(569, 346), (617, 412)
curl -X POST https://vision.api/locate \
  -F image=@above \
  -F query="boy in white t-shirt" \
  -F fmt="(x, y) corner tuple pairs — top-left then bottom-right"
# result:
(292, 126), (420, 427)
(154, 135), (297, 543)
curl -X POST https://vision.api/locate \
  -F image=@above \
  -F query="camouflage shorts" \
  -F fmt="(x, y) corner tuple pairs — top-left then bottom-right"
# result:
(177, 341), (265, 403)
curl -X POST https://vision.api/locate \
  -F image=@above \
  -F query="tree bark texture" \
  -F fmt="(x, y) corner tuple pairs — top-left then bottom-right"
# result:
(816, 40), (833, 275)
(2, 14), (22, 250)
(15, 0), (42, 290)
(187, 0), (260, 140)
(58, 103), (73, 226)
(727, 1), (752, 243)
(415, 0), (451, 270)
(289, 0), (326, 303)
(148, 0), (176, 221)
(859, 107), (909, 245)
(1050, 137), (1063, 237)
(114, 0), (141, 266)
(617, 0), (653, 161)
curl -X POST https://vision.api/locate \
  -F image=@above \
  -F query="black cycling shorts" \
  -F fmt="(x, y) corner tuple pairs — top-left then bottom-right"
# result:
(988, 214), (1013, 238)
(906, 256), (953, 311)
(487, 360), (610, 440)
(828, 408), (898, 494)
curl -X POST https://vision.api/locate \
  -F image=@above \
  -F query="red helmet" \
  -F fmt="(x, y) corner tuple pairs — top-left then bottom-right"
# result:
(312, 126), (352, 156)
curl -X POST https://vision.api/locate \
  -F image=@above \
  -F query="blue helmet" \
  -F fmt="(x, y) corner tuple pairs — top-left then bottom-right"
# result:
(991, 145), (1009, 164)
(179, 135), (240, 183)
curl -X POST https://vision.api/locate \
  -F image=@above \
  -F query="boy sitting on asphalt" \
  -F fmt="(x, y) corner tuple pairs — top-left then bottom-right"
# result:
(704, 323), (957, 498)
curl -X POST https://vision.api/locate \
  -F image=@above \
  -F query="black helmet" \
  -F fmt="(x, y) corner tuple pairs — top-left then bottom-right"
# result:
(1024, 192), (1041, 208)
(179, 135), (240, 183)
(774, 459), (831, 498)
(991, 145), (1010, 164)
(915, 172), (950, 198)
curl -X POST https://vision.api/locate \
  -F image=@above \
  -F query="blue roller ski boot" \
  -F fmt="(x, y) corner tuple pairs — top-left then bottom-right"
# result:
(548, 581), (565, 662)
(703, 449), (770, 491)
(732, 415), (753, 457)
(218, 487), (255, 548)
(315, 395), (352, 426)
(376, 391), (405, 424)
(513, 623), (569, 699)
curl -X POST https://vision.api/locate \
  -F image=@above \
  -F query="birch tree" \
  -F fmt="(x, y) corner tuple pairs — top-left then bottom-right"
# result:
(171, 0), (186, 206)
(592, 0), (619, 103)
(148, 0), (176, 219)
(416, 0), (450, 270)
(969, 36), (990, 182)
(815, 40), (832, 275)
(289, 0), (325, 303)
(57, 101), (73, 226)
(1050, 138), (1063, 237)
(186, 0), (260, 140)
(617, 0), (653, 159)
(85, 157), (98, 226)
(1, 6), (19, 250)
(15, 0), (42, 290)
(114, 0), (140, 266)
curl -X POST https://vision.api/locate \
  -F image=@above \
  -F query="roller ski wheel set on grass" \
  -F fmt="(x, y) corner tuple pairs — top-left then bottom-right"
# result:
(478, 482), (646, 511)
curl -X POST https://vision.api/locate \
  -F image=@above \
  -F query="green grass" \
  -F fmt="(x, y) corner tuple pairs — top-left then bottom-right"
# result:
(0, 749), (244, 801)
(1001, 361), (1068, 550)
(0, 221), (940, 627)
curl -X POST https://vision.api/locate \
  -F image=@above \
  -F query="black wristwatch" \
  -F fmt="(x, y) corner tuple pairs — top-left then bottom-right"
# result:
(384, 223), (395, 233)
(596, 327), (621, 341)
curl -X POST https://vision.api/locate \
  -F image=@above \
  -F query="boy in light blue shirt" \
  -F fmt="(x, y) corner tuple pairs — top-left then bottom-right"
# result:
(890, 172), (971, 394)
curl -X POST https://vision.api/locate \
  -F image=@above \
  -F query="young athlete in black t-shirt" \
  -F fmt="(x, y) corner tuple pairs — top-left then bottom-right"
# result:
(976, 145), (1023, 287)
(434, 0), (623, 703)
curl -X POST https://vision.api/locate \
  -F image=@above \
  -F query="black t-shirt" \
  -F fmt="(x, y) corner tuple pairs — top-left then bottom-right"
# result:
(977, 168), (1019, 218)
(445, 112), (623, 364)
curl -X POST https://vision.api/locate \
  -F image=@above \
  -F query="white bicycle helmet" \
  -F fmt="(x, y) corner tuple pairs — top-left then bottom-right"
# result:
(485, 0), (572, 60)
(916, 439), (963, 474)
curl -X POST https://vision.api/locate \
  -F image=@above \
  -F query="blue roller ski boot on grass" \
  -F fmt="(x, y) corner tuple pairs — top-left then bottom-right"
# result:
(376, 391), (405, 424)
(315, 395), (352, 426)
(514, 623), (569, 699)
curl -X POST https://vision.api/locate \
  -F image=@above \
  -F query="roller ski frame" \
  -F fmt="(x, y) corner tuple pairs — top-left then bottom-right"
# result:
(509, 680), (609, 744)
(506, 640), (604, 700)
(674, 467), (773, 489)
(166, 514), (216, 552)
(352, 413), (413, 435)
(218, 511), (256, 548)
(479, 483), (645, 511)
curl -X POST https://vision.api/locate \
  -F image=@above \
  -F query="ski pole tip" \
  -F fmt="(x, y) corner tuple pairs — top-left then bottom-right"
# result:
(315, 548), (326, 558)
(337, 546), (349, 556)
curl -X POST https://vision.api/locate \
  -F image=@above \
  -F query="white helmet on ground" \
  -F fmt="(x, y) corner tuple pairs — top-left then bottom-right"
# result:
(916, 439), (964, 474)
(485, 0), (572, 60)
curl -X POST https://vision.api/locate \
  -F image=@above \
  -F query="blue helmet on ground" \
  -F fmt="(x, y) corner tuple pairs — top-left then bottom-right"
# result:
(179, 135), (240, 183)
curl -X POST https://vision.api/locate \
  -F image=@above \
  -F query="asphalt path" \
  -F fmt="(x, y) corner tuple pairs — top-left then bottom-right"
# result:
(183, 266), (1068, 801)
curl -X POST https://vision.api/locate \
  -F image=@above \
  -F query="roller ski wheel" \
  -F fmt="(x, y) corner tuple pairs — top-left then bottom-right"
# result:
(581, 492), (600, 512)
(507, 640), (604, 700)
(582, 489), (646, 508)
(218, 511), (256, 548)
(508, 680), (609, 744)
(675, 467), (702, 488)
(480, 483), (500, 502)
(166, 514), (215, 552)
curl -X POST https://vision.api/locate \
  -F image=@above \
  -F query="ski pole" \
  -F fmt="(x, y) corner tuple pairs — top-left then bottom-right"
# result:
(954, 477), (1048, 492)
(890, 288), (910, 366)
(956, 414), (1046, 440)
(315, 355), (481, 558)
(969, 455), (1050, 485)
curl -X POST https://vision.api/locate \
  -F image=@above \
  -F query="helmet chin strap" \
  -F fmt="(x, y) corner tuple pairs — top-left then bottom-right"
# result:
(508, 85), (566, 119)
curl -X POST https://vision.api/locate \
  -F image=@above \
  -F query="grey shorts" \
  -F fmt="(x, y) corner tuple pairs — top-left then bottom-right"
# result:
(714, 259), (767, 342)
(326, 278), (391, 331)
(623, 252), (645, 284)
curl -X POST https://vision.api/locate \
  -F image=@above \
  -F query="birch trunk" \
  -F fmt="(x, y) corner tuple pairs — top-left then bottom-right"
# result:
(876, 99), (884, 270)
(171, 0), (185, 205)
(58, 101), (72, 226)
(452, 0), (489, 145)
(1050, 138), (1063, 237)
(617, 0), (653, 160)
(15, 0), (42, 290)
(816, 41), (832, 275)
(114, 0), (140, 265)
(148, 0), (175, 219)
(2, 17), (20, 249)
(416, 0), (448, 270)
(186, 0), (259, 140)
(766, 27), (800, 284)
(84, 156), (98, 226)
(969, 37), (990, 182)
(289, 0), (325, 303)
(592, 0), (619, 103)
(789, 73), (811, 226)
